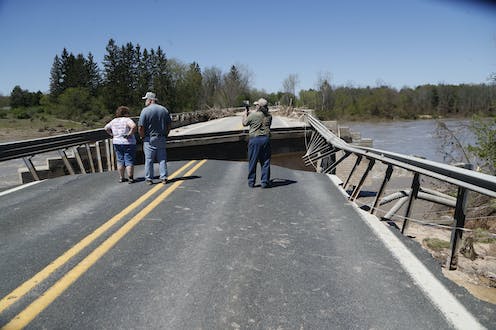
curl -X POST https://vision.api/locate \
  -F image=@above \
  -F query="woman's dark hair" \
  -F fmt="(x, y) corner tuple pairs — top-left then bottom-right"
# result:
(115, 106), (130, 117)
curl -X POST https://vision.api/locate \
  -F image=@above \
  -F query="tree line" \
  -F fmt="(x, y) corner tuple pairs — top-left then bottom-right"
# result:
(3, 39), (496, 124)
(301, 83), (496, 120)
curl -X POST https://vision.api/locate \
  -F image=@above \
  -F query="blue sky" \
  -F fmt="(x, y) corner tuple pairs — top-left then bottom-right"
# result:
(0, 0), (495, 96)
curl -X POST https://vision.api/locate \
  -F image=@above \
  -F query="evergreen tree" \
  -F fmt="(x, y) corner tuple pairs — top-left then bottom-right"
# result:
(222, 65), (248, 107)
(102, 39), (129, 111)
(60, 48), (70, 91)
(49, 55), (63, 98)
(179, 62), (202, 111)
(85, 52), (101, 96)
(136, 48), (153, 100)
(151, 46), (172, 109)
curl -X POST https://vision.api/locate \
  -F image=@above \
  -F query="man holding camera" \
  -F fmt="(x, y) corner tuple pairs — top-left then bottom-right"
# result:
(242, 98), (272, 188)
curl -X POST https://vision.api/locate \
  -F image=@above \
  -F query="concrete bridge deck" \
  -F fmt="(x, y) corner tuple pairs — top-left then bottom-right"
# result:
(0, 160), (493, 329)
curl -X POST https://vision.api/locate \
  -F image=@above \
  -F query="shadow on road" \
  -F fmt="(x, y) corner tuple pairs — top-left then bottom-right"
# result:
(133, 175), (201, 184)
(268, 178), (297, 188)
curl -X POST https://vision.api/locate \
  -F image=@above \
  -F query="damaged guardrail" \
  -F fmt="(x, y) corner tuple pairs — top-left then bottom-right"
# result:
(303, 113), (496, 270)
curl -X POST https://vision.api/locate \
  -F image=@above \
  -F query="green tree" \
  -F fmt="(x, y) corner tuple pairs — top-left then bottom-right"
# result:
(222, 65), (249, 107)
(49, 55), (64, 98)
(56, 87), (105, 121)
(86, 52), (102, 96)
(0, 94), (10, 108)
(102, 39), (136, 111)
(150, 46), (172, 110)
(10, 85), (28, 108)
(299, 89), (320, 109)
(177, 62), (202, 112)
(10, 85), (41, 108)
(136, 47), (152, 101)
(468, 117), (496, 174)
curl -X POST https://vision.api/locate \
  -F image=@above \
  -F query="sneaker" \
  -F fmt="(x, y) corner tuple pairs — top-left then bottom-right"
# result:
(261, 182), (271, 189)
(128, 178), (135, 184)
(161, 178), (168, 184)
(146, 180), (153, 185)
(119, 177), (128, 183)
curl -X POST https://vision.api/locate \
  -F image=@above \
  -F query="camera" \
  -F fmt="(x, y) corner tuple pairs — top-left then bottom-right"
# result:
(243, 100), (250, 112)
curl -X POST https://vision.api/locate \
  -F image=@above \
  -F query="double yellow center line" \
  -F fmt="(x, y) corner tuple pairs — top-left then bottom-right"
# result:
(1, 159), (207, 329)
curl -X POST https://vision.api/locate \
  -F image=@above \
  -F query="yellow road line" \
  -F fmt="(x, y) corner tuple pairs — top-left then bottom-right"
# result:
(0, 160), (197, 315)
(2, 160), (207, 330)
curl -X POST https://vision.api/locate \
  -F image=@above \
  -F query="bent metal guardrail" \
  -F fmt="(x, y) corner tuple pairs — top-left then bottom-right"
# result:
(303, 113), (496, 270)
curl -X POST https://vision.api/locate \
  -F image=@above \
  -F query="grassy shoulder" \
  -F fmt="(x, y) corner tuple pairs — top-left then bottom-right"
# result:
(0, 109), (104, 143)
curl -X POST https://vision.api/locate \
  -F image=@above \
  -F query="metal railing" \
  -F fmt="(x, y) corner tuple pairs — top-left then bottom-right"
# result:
(0, 108), (245, 179)
(0, 112), (307, 182)
(303, 113), (496, 270)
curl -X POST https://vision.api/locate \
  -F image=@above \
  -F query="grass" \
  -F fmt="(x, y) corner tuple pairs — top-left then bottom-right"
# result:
(473, 228), (496, 244)
(423, 238), (451, 251)
(0, 110), (102, 143)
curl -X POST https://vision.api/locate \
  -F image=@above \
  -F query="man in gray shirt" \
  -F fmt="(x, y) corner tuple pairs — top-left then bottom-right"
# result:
(138, 92), (172, 184)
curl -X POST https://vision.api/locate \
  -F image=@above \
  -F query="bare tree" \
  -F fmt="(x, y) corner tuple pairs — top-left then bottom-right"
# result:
(282, 74), (299, 95)
(282, 74), (299, 106)
(316, 71), (333, 111)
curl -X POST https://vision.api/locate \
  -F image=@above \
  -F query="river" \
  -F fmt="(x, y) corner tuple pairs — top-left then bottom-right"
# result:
(343, 118), (474, 164)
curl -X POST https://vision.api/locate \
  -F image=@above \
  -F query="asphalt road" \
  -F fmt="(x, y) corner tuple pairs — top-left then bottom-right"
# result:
(170, 113), (307, 136)
(0, 160), (493, 329)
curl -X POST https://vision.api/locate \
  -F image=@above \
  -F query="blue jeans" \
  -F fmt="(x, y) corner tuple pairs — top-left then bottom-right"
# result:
(143, 136), (168, 180)
(247, 135), (271, 186)
(114, 144), (136, 167)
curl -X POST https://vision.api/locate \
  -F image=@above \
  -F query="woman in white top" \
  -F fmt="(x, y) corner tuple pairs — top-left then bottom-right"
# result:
(104, 106), (137, 183)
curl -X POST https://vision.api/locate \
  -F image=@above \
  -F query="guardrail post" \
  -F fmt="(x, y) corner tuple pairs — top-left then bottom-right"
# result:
(446, 186), (470, 270)
(22, 156), (40, 181)
(109, 142), (116, 170)
(73, 146), (87, 174)
(58, 149), (75, 175)
(85, 143), (96, 173)
(446, 163), (473, 270)
(328, 152), (336, 174)
(323, 151), (350, 174)
(105, 139), (112, 171)
(343, 155), (362, 191)
(370, 164), (393, 214)
(401, 172), (420, 234)
(350, 158), (375, 201)
(95, 141), (103, 172)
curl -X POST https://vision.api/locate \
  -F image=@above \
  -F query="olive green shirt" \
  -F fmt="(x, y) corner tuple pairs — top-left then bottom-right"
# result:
(242, 110), (272, 137)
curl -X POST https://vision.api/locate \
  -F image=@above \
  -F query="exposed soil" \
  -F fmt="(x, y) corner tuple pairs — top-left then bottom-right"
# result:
(0, 126), (80, 143)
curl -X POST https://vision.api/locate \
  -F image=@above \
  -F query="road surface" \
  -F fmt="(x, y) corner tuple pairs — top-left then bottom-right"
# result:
(0, 160), (492, 329)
